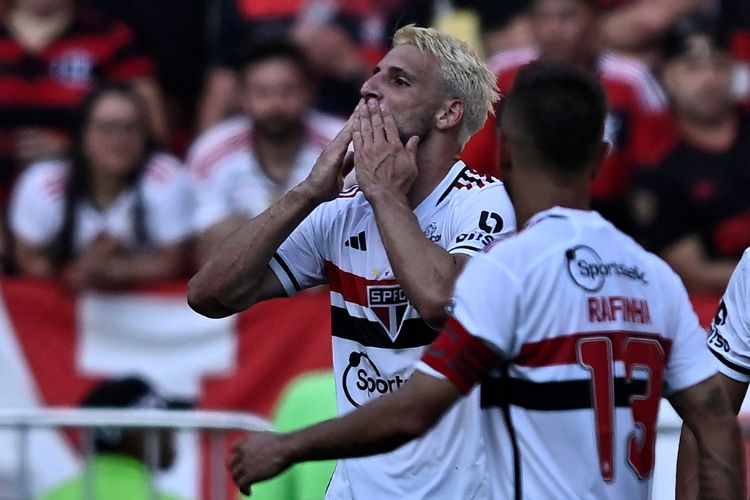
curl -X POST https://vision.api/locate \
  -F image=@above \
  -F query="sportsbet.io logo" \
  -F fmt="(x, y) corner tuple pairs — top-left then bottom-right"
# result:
(342, 352), (408, 407)
(565, 245), (648, 292)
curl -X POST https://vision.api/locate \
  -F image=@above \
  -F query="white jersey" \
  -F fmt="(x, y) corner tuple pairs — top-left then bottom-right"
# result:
(707, 248), (750, 382)
(9, 154), (193, 253)
(269, 161), (516, 500)
(419, 207), (716, 500)
(187, 112), (344, 231)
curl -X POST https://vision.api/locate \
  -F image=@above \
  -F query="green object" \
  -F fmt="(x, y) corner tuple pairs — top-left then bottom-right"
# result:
(246, 371), (337, 500)
(41, 454), (181, 500)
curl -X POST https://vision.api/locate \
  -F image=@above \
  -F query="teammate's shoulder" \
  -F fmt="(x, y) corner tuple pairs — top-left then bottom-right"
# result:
(487, 47), (539, 77)
(599, 52), (667, 111)
(187, 116), (251, 176)
(17, 160), (70, 202)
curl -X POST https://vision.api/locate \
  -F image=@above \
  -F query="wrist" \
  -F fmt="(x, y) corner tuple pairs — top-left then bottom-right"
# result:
(366, 186), (409, 208)
(280, 431), (305, 464)
(291, 182), (325, 207)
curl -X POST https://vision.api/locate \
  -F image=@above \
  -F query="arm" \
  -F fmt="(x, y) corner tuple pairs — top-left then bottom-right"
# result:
(663, 236), (737, 295)
(671, 375), (745, 500)
(229, 371), (461, 496)
(196, 68), (239, 132)
(132, 78), (170, 145)
(600, 0), (709, 53)
(187, 123), (354, 318)
(354, 99), (466, 325)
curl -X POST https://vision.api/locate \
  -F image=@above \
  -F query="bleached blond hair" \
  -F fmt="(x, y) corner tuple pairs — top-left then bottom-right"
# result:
(392, 25), (500, 146)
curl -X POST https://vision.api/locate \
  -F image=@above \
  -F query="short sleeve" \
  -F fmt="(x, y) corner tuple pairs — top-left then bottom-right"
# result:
(8, 163), (65, 246)
(662, 268), (717, 395)
(706, 250), (750, 382)
(419, 251), (520, 393)
(268, 204), (329, 296)
(143, 156), (194, 245)
(103, 22), (155, 81)
(446, 183), (516, 256)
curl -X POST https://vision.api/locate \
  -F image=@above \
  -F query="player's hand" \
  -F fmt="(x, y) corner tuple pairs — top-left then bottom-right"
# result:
(354, 98), (419, 201)
(299, 118), (354, 204)
(228, 432), (294, 496)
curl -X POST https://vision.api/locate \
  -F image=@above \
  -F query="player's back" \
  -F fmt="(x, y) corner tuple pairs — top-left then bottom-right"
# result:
(475, 206), (705, 499)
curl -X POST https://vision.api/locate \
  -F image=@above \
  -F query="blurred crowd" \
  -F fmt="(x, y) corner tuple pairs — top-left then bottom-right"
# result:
(0, 0), (749, 295)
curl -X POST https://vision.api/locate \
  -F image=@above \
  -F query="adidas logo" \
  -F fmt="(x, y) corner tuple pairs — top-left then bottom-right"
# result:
(344, 231), (367, 251)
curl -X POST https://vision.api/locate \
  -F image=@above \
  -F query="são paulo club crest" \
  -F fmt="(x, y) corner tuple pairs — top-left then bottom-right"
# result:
(367, 285), (409, 341)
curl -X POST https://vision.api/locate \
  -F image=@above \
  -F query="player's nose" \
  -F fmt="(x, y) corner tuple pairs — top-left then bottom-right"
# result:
(360, 75), (381, 101)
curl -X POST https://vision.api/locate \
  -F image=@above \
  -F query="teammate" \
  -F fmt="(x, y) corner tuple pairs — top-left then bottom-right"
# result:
(187, 38), (344, 256)
(677, 249), (750, 498)
(189, 26), (515, 498)
(226, 64), (744, 499)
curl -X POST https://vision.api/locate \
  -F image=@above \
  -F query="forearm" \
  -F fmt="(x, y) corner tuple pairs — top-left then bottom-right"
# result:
(694, 421), (744, 500)
(368, 189), (460, 325)
(188, 185), (318, 316)
(284, 391), (430, 463)
(676, 424), (700, 500)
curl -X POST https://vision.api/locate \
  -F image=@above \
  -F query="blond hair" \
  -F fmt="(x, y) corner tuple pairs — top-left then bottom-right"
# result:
(392, 25), (500, 146)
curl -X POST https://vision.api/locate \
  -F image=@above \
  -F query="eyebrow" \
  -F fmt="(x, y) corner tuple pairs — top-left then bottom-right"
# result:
(373, 65), (418, 81)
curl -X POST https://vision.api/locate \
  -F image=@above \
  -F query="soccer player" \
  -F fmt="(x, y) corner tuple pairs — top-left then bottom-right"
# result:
(676, 248), (750, 498)
(226, 63), (744, 499)
(189, 26), (515, 499)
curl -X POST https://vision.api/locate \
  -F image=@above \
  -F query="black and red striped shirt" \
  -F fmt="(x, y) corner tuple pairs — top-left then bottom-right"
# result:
(0, 8), (154, 184)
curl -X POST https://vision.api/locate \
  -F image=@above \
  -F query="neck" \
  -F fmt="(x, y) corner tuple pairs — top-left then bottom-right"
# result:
(90, 168), (127, 210)
(677, 110), (738, 152)
(253, 128), (305, 184)
(404, 134), (459, 209)
(511, 168), (590, 227)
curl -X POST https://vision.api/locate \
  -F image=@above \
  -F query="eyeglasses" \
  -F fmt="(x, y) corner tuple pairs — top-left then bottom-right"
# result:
(88, 119), (145, 137)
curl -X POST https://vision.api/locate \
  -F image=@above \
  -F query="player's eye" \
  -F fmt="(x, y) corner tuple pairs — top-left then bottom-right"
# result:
(393, 77), (410, 87)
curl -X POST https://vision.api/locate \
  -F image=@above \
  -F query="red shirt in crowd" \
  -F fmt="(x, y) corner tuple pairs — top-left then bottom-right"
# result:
(0, 8), (154, 186)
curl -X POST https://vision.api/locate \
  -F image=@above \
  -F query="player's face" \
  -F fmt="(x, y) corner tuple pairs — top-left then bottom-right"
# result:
(84, 93), (147, 178)
(360, 45), (446, 144)
(532, 0), (597, 64)
(663, 45), (734, 123)
(240, 59), (311, 140)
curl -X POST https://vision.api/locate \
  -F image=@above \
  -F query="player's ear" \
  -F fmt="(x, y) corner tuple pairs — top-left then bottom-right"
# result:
(435, 99), (464, 132)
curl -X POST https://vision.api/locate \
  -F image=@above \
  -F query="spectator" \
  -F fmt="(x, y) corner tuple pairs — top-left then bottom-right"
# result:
(631, 15), (750, 295)
(0, 0), (168, 185)
(188, 38), (343, 257)
(474, 0), (534, 56)
(197, 0), (390, 129)
(460, 0), (674, 233)
(599, 0), (712, 62)
(8, 84), (193, 289)
(41, 376), (181, 500)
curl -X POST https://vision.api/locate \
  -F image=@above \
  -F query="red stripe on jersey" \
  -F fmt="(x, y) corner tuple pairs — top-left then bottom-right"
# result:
(422, 318), (500, 394)
(324, 261), (398, 308)
(337, 187), (360, 198)
(194, 132), (250, 179)
(515, 331), (672, 368)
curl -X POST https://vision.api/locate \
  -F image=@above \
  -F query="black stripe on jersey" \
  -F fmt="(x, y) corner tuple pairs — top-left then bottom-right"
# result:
(496, 367), (523, 500)
(436, 166), (470, 206)
(271, 252), (301, 292)
(449, 245), (482, 253)
(331, 306), (439, 349)
(480, 376), (649, 411)
(710, 349), (750, 376)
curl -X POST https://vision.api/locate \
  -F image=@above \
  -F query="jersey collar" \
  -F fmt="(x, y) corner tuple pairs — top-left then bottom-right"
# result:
(413, 161), (467, 219)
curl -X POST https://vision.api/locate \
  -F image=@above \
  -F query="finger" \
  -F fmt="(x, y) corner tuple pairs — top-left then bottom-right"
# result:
(367, 98), (385, 143)
(406, 136), (420, 164)
(352, 130), (364, 153)
(359, 99), (373, 144)
(380, 102), (400, 144)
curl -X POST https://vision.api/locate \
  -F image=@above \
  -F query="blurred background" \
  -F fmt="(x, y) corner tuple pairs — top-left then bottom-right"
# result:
(0, 0), (749, 498)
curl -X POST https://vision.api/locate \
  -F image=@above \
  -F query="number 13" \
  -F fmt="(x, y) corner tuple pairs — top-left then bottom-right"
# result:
(577, 336), (666, 482)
